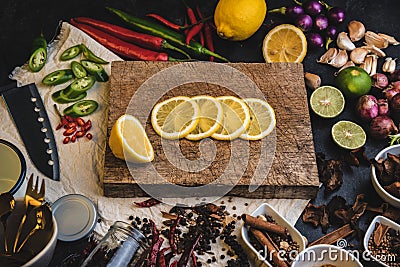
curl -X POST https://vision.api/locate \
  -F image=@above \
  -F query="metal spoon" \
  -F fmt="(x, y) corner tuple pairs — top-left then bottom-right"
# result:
(0, 192), (15, 254)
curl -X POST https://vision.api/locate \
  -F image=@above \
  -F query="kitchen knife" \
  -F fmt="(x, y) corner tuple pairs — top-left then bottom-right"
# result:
(0, 83), (60, 181)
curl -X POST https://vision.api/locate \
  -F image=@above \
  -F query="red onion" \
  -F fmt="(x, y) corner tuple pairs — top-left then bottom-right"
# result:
(377, 99), (390, 116)
(384, 86), (400, 101)
(356, 95), (378, 121)
(371, 73), (389, 90)
(369, 115), (398, 140)
(391, 81), (400, 90)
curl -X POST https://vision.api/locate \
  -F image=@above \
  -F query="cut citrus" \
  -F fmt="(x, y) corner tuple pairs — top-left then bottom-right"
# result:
(331, 120), (366, 150)
(109, 114), (154, 163)
(186, 96), (223, 141)
(240, 98), (276, 140)
(310, 86), (345, 118)
(212, 96), (251, 140)
(262, 24), (307, 63)
(151, 96), (200, 140)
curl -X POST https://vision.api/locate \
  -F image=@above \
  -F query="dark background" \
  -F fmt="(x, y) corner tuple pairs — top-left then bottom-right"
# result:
(1, 0), (400, 266)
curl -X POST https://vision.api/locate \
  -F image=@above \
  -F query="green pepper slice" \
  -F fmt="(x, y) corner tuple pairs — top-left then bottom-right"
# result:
(42, 69), (74, 86)
(63, 100), (99, 117)
(51, 90), (87, 104)
(28, 34), (47, 72)
(60, 45), (82, 61)
(71, 61), (87, 78)
(62, 76), (96, 99)
(80, 44), (109, 64)
(81, 60), (109, 82)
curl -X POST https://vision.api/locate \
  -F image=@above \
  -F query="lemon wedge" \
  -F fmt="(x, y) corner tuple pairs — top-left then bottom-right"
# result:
(240, 98), (276, 140)
(109, 114), (154, 163)
(151, 96), (200, 140)
(211, 96), (250, 140)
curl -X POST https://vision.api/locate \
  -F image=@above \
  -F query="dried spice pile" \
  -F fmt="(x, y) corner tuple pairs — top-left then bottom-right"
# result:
(371, 153), (400, 198)
(368, 222), (400, 267)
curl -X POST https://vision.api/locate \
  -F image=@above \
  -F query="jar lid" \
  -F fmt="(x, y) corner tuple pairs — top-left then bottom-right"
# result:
(51, 194), (97, 242)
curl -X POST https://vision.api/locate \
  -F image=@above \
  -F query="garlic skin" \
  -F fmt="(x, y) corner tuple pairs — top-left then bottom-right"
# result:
(328, 49), (348, 68)
(378, 33), (400, 45)
(350, 47), (368, 64)
(337, 32), (356, 51)
(348, 20), (365, 42)
(383, 57), (397, 74)
(317, 48), (338, 64)
(304, 72), (321, 90)
(365, 31), (389, 49)
(362, 44), (386, 58)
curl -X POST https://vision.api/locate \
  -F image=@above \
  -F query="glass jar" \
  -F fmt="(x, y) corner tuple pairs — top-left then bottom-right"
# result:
(81, 221), (149, 267)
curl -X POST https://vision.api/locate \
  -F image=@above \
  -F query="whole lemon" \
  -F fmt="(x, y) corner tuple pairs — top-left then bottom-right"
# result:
(214, 0), (267, 41)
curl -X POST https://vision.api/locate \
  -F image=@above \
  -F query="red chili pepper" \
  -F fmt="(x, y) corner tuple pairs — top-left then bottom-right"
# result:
(186, 5), (197, 25)
(150, 219), (159, 244)
(150, 237), (163, 267)
(134, 197), (161, 207)
(169, 216), (181, 254)
(177, 233), (202, 267)
(196, 6), (214, 61)
(185, 23), (203, 45)
(156, 248), (168, 267)
(70, 19), (179, 61)
(198, 31), (205, 46)
(146, 14), (183, 31)
(191, 252), (198, 267)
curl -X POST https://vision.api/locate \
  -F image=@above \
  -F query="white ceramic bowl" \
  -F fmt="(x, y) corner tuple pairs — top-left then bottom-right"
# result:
(371, 144), (400, 208)
(363, 215), (400, 267)
(240, 203), (306, 267)
(291, 244), (362, 267)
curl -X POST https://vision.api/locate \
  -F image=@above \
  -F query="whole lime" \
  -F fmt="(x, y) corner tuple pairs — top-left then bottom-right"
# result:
(335, 66), (372, 98)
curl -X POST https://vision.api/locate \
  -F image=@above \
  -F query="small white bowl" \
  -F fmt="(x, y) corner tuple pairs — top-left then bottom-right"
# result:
(240, 203), (306, 267)
(363, 215), (400, 267)
(291, 244), (362, 267)
(371, 144), (400, 208)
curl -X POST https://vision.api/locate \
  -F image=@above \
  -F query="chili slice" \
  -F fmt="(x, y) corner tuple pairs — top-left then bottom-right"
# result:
(52, 90), (87, 104)
(60, 44), (82, 61)
(62, 76), (96, 99)
(63, 99), (99, 117)
(28, 34), (47, 72)
(42, 69), (74, 86)
(71, 61), (87, 78)
(80, 44), (109, 64)
(81, 60), (109, 82)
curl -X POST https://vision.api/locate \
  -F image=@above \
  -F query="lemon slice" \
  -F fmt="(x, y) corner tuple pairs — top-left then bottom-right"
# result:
(331, 120), (366, 150)
(240, 98), (276, 140)
(211, 96), (251, 140)
(310, 86), (345, 118)
(151, 96), (200, 140)
(108, 114), (154, 163)
(262, 24), (307, 63)
(186, 96), (223, 141)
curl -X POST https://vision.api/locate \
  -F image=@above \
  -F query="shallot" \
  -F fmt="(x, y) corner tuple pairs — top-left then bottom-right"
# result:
(369, 115), (398, 139)
(371, 73), (389, 90)
(356, 95), (378, 121)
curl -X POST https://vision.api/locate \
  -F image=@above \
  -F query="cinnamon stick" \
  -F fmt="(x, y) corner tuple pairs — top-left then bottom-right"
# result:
(308, 224), (354, 247)
(250, 228), (289, 267)
(242, 214), (287, 236)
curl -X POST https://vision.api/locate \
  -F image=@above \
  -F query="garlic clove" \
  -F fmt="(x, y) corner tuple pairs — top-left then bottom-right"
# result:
(317, 47), (338, 64)
(349, 47), (368, 64)
(348, 20), (366, 42)
(337, 32), (356, 51)
(370, 54), (378, 76)
(383, 58), (397, 74)
(328, 49), (348, 68)
(304, 72), (321, 90)
(361, 55), (373, 74)
(365, 31), (389, 49)
(378, 33), (400, 45)
(361, 44), (386, 58)
(336, 61), (355, 75)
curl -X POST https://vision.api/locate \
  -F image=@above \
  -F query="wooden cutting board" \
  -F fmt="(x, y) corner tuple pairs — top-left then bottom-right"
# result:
(103, 61), (319, 199)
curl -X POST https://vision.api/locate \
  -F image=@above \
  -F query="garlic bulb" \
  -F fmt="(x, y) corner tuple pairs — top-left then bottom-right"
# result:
(348, 20), (365, 42)
(336, 32), (356, 51)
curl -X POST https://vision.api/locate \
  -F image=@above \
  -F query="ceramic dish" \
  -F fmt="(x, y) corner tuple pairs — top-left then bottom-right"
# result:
(240, 203), (306, 267)
(371, 144), (400, 208)
(0, 139), (26, 195)
(363, 215), (400, 267)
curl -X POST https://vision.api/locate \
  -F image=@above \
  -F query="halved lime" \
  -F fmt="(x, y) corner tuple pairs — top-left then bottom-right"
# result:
(310, 86), (345, 118)
(331, 120), (366, 150)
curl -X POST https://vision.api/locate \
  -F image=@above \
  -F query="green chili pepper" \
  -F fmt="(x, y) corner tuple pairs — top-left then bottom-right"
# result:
(42, 69), (74, 85)
(80, 44), (109, 64)
(81, 60), (109, 82)
(52, 90), (87, 104)
(28, 34), (47, 72)
(71, 61), (87, 78)
(63, 99), (99, 117)
(60, 44), (82, 61)
(106, 7), (229, 62)
(61, 76), (96, 99)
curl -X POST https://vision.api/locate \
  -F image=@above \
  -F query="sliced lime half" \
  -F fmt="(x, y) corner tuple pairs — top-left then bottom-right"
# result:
(310, 86), (345, 118)
(331, 120), (366, 150)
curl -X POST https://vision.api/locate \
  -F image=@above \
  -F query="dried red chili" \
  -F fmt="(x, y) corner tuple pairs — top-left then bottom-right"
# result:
(177, 233), (202, 267)
(149, 237), (163, 267)
(170, 216), (181, 254)
(134, 198), (161, 207)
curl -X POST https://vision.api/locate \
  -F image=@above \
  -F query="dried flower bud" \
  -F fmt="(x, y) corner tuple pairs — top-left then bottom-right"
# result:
(348, 20), (365, 42)
(337, 32), (356, 51)
(304, 72), (321, 90)
(365, 31), (389, 49)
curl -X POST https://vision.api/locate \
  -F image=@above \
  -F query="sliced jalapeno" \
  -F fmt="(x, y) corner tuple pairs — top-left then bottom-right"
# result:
(80, 44), (109, 64)
(62, 76), (96, 99)
(42, 69), (74, 86)
(81, 60), (109, 82)
(71, 61), (87, 78)
(63, 100), (99, 117)
(60, 45), (82, 61)
(51, 90), (87, 104)
(28, 34), (47, 72)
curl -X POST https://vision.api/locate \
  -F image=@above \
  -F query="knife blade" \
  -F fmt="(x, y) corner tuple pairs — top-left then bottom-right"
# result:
(0, 83), (60, 181)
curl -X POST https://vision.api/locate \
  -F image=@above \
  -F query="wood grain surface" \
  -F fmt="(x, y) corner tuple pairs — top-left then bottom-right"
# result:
(103, 61), (319, 199)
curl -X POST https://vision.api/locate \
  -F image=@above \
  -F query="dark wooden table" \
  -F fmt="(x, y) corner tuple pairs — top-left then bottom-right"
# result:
(1, 0), (400, 266)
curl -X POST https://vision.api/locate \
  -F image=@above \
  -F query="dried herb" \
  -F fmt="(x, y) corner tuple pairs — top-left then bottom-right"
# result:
(302, 203), (329, 233)
(334, 194), (368, 225)
(134, 198), (162, 207)
(344, 146), (370, 167)
(372, 152), (400, 198)
(326, 196), (347, 225)
(316, 153), (343, 194)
